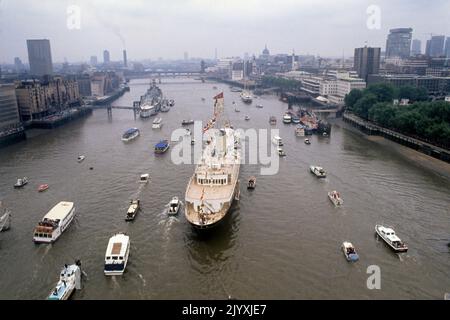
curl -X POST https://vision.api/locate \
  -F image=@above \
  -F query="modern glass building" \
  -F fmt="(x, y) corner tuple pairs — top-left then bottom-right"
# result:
(385, 28), (413, 59)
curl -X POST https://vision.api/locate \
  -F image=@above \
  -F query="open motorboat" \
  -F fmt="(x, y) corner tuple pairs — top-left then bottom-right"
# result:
(247, 176), (256, 190)
(304, 138), (311, 145)
(125, 199), (140, 221)
(122, 128), (140, 142)
(14, 177), (28, 188)
(283, 113), (292, 124)
(310, 166), (327, 178)
(77, 155), (85, 163)
(155, 140), (170, 154)
(375, 225), (408, 253)
(0, 202), (11, 232)
(139, 173), (150, 184)
(152, 117), (163, 129)
(168, 197), (181, 215)
(278, 147), (287, 157)
(33, 201), (76, 243)
(47, 260), (82, 300)
(104, 233), (130, 276)
(342, 242), (359, 262)
(328, 190), (343, 206)
(38, 184), (49, 192)
(182, 120), (194, 126)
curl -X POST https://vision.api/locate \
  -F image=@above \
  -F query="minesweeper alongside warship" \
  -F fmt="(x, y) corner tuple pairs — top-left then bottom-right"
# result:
(185, 92), (241, 229)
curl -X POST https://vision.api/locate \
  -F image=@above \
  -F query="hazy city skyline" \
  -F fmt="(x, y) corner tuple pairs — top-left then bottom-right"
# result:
(1, 0), (450, 64)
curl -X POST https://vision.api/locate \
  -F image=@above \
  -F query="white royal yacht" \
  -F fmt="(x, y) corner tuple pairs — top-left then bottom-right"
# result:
(104, 233), (130, 276)
(33, 201), (76, 243)
(185, 92), (241, 229)
(375, 225), (408, 253)
(47, 260), (82, 300)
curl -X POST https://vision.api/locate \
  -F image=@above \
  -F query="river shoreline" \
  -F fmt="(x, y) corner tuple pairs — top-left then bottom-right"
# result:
(334, 118), (450, 181)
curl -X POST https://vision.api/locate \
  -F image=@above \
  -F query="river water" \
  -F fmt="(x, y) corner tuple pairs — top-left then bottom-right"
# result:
(0, 78), (449, 299)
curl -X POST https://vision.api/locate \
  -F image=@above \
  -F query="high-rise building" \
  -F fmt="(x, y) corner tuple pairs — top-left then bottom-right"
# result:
(411, 39), (421, 56)
(27, 39), (53, 76)
(0, 84), (21, 129)
(353, 46), (381, 82)
(90, 56), (98, 66)
(123, 50), (128, 67)
(427, 35), (445, 57)
(14, 57), (25, 73)
(103, 50), (110, 64)
(445, 37), (450, 58)
(385, 28), (413, 59)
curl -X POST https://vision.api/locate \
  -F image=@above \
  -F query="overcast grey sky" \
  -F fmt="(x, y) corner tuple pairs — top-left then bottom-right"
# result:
(0, 0), (449, 63)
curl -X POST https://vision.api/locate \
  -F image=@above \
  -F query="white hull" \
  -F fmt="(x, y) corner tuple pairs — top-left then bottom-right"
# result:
(104, 244), (130, 276)
(33, 207), (76, 243)
(121, 131), (140, 142)
(375, 225), (408, 252)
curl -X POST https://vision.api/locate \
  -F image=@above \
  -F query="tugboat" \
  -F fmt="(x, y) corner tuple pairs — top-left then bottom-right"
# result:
(154, 140), (170, 154)
(328, 191), (343, 206)
(247, 176), (256, 190)
(125, 199), (140, 221)
(341, 242), (359, 262)
(14, 177), (28, 188)
(47, 260), (82, 300)
(168, 197), (181, 215)
(310, 166), (327, 178)
(375, 225), (408, 253)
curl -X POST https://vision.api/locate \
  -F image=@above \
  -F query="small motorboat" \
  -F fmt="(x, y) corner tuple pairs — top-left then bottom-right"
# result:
(168, 99), (175, 107)
(247, 176), (256, 190)
(38, 184), (49, 192)
(139, 173), (150, 184)
(235, 108), (240, 112)
(278, 147), (287, 157)
(272, 135), (283, 146)
(328, 190), (343, 206)
(375, 225), (408, 253)
(0, 202), (11, 232)
(121, 128), (140, 142)
(245, 115), (250, 121)
(292, 116), (300, 124)
(342, 242), (359, 262)
(304, 138), (311, 145)
(14, 177), (28, 188)
(182, 120), (194, 126)
(269, 116), (277, 125)
(310, 166), (326, 178)
(125, 199), (140, 221)
(191, 139), (195, 145)
(77, 155), (85, 162)
(283, 113), (292, 124)
(168, 197), (181, 215)
(154, 140), (170, 154)
(47, 260), (82, 300)
(256, 104), (263, 108)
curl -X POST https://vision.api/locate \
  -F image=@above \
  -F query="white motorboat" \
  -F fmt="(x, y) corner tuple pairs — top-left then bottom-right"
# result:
(125, 199), (140, 221)
(278, 147), (287, 157)
(152, 117), (163, 129)
(139, 173), (150, 184)
(104, 233), (130, 276)
(256, 104), (263, 108)
(283, 113), (292, 124)
(14, 177), (28, 188)
(122, 128), (140, 142)
(375, 225), (408, 253)
(328, 190), (343, 206)
(33, 201), (76, 243)
(245, 115), (250, 121)
(168, 197), (181, 215)
(342, 242), (359, 262)
(47, 260), (82, 300)
(0, 202), (11, 232)
(272, 135), (283, 147)
(77, 155), (85, 163)
(310, 165), (327, 178)
(304, 138), (311, 145)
